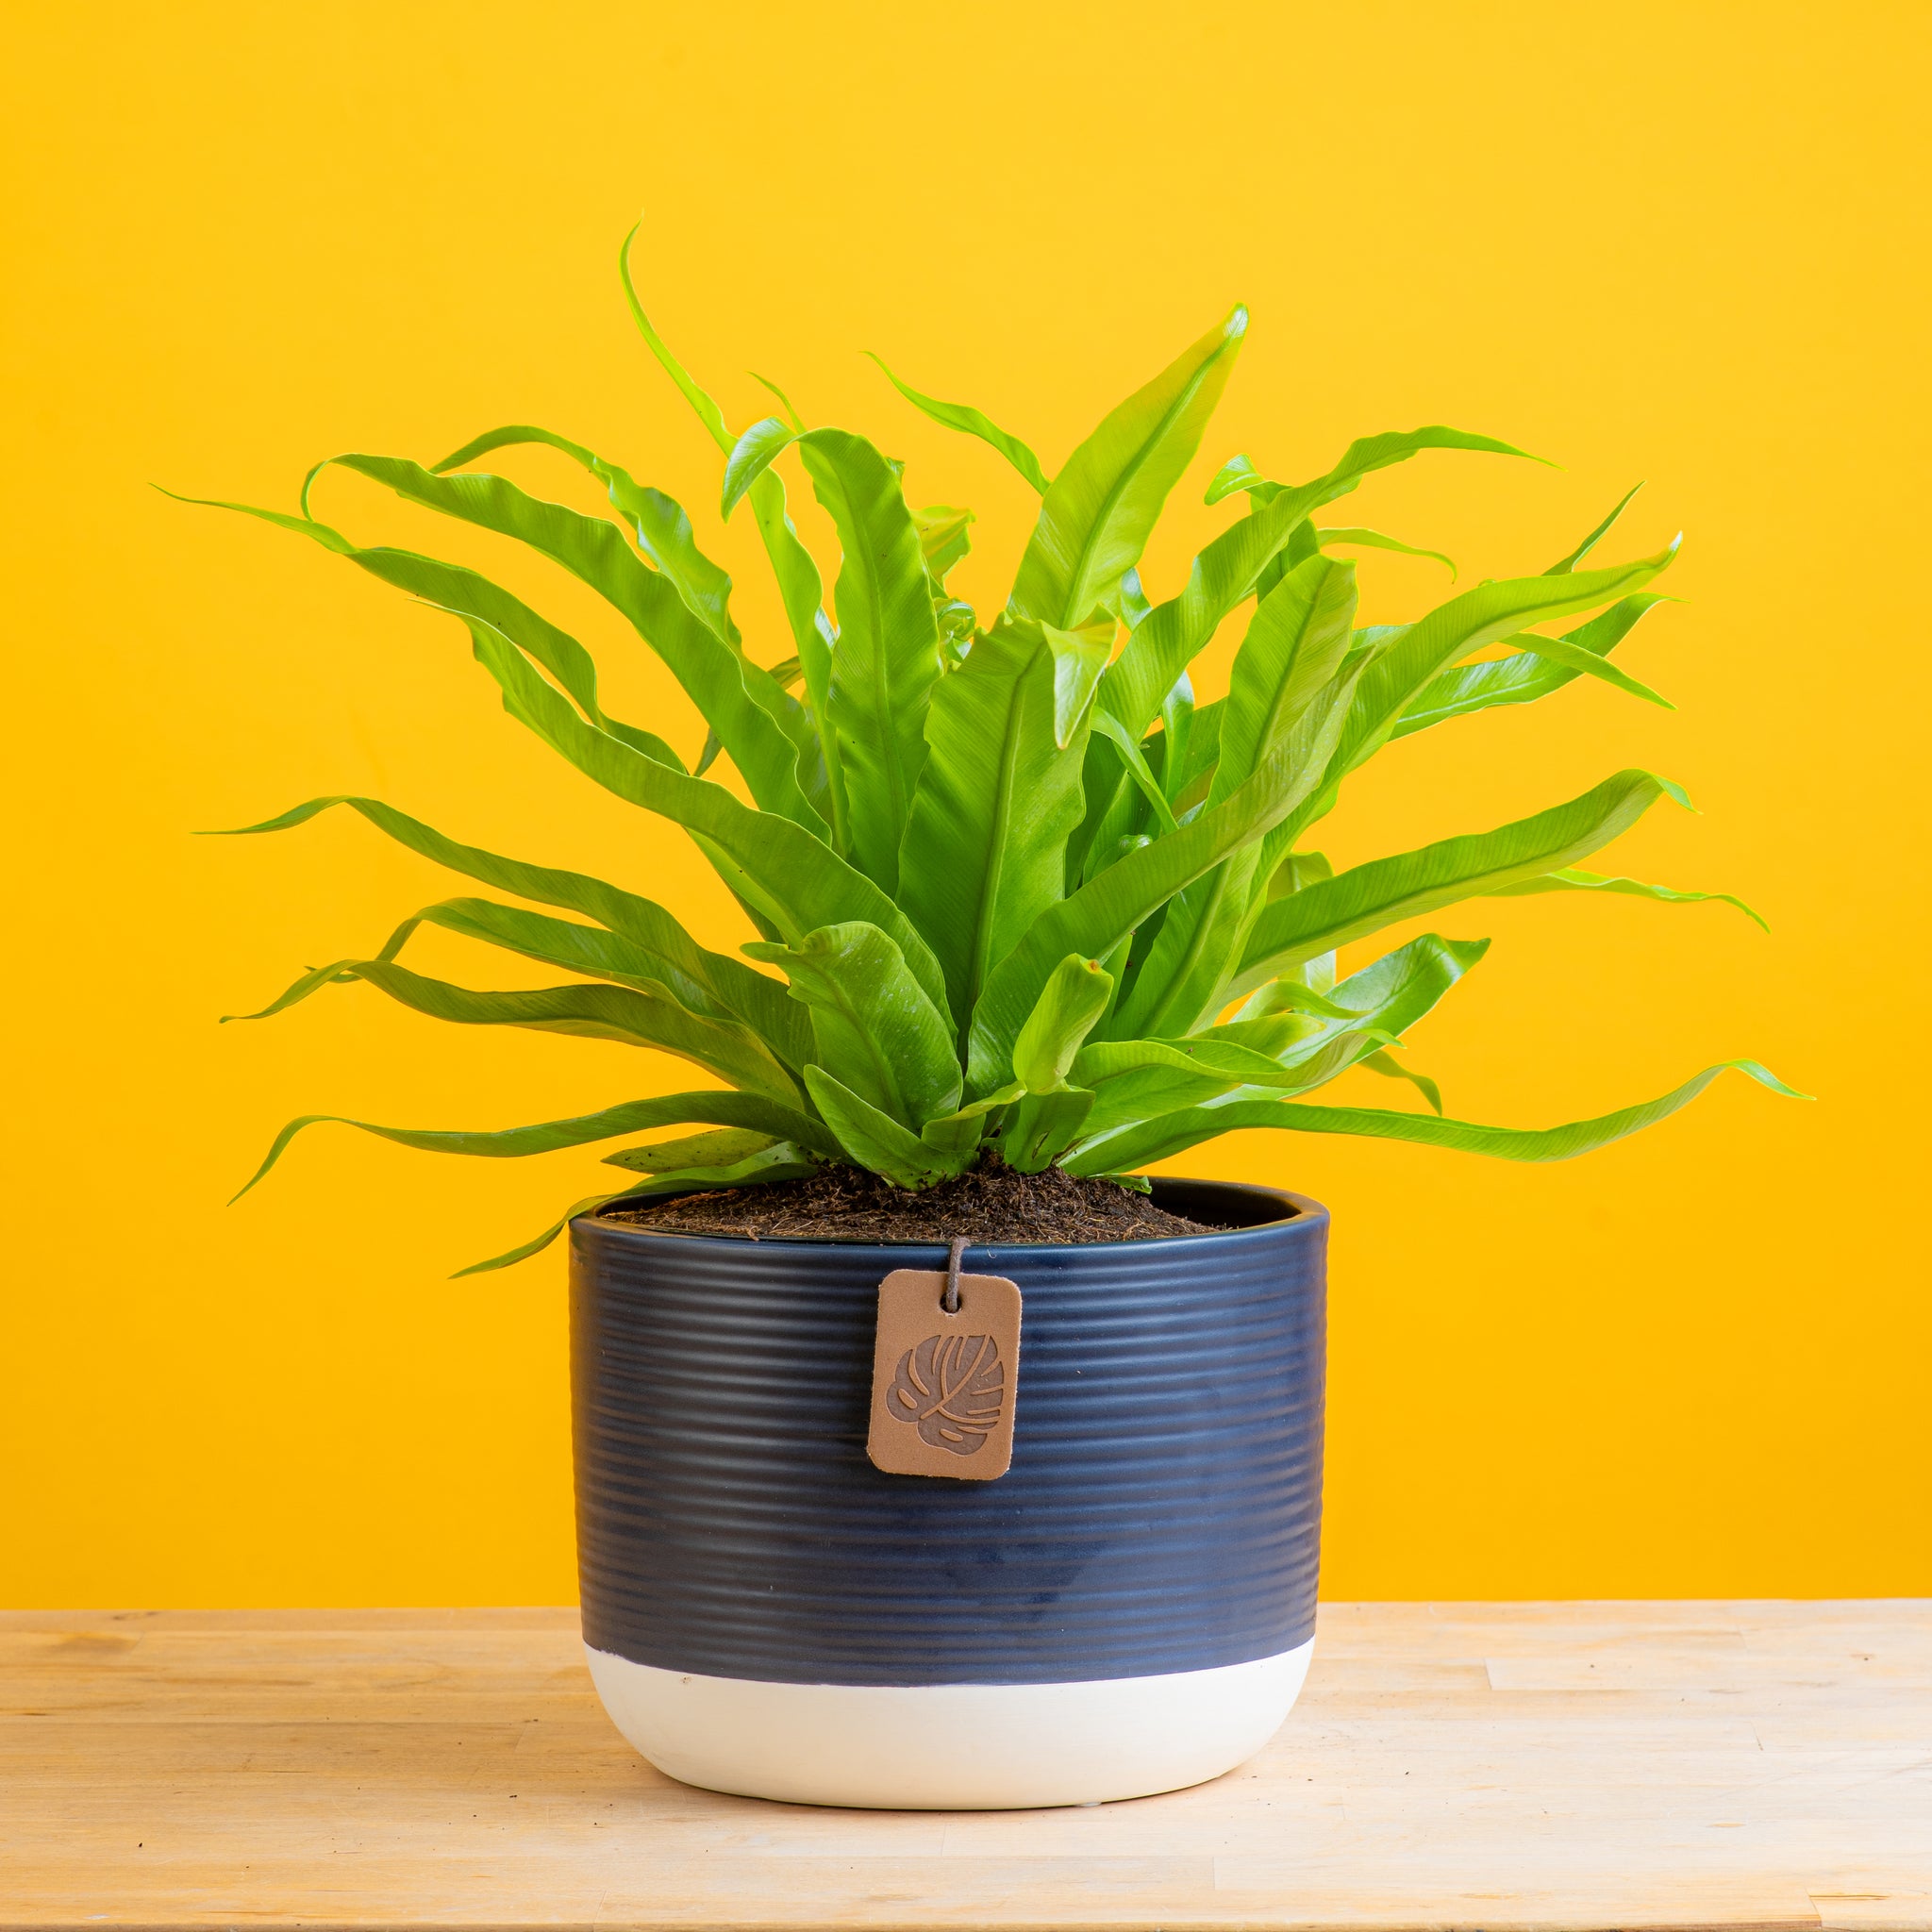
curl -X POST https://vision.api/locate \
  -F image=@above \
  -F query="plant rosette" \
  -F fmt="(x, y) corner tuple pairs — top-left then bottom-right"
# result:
(186, 229), (1800, 1807)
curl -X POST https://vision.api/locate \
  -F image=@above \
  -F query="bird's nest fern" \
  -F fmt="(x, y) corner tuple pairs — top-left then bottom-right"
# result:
(178, 226), (1799, 1273)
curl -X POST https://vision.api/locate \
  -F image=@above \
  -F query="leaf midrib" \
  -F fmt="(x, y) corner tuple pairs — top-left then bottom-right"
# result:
(1261, 826), (1630, 970)
(1221, 604), (1319, 808)
(821, 447), (915, 874)
(820, 970), (908, 1124)
(964, 658), (1035, 1051)
(1137, 862), (1243, 1039)
(1057, 348), (1227, 628)
(865, 523), (906, 840)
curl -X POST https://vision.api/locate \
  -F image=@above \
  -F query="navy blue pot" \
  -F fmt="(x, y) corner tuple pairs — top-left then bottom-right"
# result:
(568, 1176), (1326, 1809)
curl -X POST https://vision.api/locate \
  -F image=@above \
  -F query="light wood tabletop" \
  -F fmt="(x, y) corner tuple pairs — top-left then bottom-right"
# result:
(3, 1602), (1926, 1931)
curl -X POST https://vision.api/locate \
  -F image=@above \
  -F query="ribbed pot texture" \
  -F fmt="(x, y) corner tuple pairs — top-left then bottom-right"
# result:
(569, 1177), (1327, 1690)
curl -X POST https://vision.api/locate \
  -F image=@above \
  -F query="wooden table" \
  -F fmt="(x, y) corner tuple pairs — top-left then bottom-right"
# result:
(3, 1603), (1926, 1930)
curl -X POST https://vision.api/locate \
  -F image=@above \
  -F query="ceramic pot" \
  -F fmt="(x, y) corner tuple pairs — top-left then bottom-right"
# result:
(569, 1177), (1326, 1810)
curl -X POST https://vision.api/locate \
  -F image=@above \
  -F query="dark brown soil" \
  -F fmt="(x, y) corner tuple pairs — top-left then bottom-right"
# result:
(599, 1157), (1211, 1244)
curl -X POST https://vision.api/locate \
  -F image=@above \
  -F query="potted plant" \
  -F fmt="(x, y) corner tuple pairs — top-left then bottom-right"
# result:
(183, 229), (1795, 1811)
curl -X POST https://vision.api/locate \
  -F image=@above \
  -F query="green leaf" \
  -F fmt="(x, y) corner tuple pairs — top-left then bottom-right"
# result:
(433, 425), (741, 647)
(1076, 933), (1482, 1139)
(1255, 426), (1547, 500)
(1212, 557), (1361, 802)
(1502, 630), (1673, 709)
(317, 451), (828, 835)
(749, 372), (806, 431)
(918, 1081), (1024, 1166)
(1159, 674), (1196, 800)
(203, 792), (803, 1025)
(1234, 958), (1339, 1017)
(445, 624), (953, 1021)
(1012, 955), (1115, 1093)
(157, 484), (358, 552)
(370, 571), (686, 767)
(1043, 618), (1114, 749)
(803, 1066), (956, 1187)
(450, 1159), (830, 1276)
(1393, 594), (1667, 740)
(1100, 425), (1539, 745)
(595, 1141), (818, 1191)
(369, 895), (812, 1071)
(1233, 768), (1688, 997)
(1303, 929), (1487, 1038)
(744, 923), (960, 1127)
(865, 351), (1050, 493)
(232, 957), (803, 1101)
(935, 595), (976, 663)
(1009, 308), (1247, 630)
(897, 617), (1091, 1041)
(1106, 558), (1364, 1041)
(613, 234), (841, 798)
(797, 428), (943, 893)
(748, 485), (836, 741)
(162, 491), (688, 770)
(1075, 1035), (1311, 1088)
(1089, 711), (1179, 834)
(1076, 811), (1152, 891)
(1073, 1035), (1316, 1138)
(602, 1128), (779, 1172)
(1229, 974), (1352, 1022)
(1060, 1059), (1806, 1174)
(914, 505), (975, 582)
(1091, 492), (1308, 750)
(1235, 933), (1488, 1098)
(1317, 526), (1456, 576)
(1324, 548), (1681, 795)
(721, 416), (800, 517)
(232, 1089), (841, 1199)
(1357, 1049), (1444, 1114)
(1205, 454), (1260, 504)
(997, 1087), (1096, 1174)
(1545, 483), (1642, 575)
(1274, 847), (1336, 893)
(452, 1191), (635, 1276)
(1172, 697), (1224, 803)
(1486, 866), (1768, 930)
(617, 226), (735, 451)
(966, 679), (1361, 1092)
(1106, 845), (1266, 1045)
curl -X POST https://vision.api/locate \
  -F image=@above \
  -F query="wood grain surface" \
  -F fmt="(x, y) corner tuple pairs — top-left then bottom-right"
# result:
(2, 1602), (1925, 1931)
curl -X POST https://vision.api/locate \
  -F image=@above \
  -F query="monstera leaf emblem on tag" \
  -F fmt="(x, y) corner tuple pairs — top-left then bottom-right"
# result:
(868, 1266), (1021, 1479)
(886, 1333), (1005, 1455)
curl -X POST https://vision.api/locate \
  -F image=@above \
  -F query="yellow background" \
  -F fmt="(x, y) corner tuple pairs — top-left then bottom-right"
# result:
(5, 1), (1926, 1608)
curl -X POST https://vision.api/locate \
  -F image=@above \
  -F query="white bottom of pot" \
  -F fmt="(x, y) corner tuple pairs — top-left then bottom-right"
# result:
(584, 1639), (1315, 1809)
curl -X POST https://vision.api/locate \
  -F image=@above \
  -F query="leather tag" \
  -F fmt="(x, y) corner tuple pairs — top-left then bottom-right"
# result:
(866, 1267), (1022, 1480)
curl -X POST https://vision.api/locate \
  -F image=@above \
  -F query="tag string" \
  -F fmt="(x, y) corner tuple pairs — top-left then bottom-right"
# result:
(943, 1235), (968, 1314)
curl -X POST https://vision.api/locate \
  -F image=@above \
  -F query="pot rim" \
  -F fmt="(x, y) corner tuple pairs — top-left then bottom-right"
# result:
(572, 1174), (1325, 1261)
